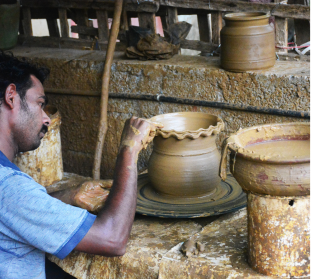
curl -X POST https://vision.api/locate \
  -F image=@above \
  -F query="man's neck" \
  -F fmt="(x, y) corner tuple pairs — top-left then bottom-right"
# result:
(0, 145), (15, 162)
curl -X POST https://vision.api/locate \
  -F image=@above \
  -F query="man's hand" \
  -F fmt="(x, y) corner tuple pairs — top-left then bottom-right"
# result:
(119, 117), (164, 154)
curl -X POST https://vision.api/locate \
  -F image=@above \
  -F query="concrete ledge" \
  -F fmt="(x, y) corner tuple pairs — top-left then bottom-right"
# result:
(11, 47), (310, 178)
(50, 208), (307, 278)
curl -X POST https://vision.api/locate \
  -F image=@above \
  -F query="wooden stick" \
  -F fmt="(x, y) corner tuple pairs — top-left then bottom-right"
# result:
(92, 0), (124, 179)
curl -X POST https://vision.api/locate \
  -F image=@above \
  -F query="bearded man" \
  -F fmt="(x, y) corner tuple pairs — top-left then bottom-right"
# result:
(0, 52), (162, 279)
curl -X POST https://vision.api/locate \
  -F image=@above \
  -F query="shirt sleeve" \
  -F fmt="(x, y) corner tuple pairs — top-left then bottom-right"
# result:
(0, 171), (96, 259)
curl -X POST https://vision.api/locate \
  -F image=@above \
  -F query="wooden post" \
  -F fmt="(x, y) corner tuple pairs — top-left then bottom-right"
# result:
(58, 8), (69, 38)
(198, 13), (211, 43)
(275, 17), (288, 53)
(138, 12), (156, 33)
(211, 11), (222, 45)
(96, 10), (109, 41)
(75, 9), (90, 39)
(47, 19), (60, 37)
(167, 7), (178, 26)
(198, 13), (211, 55)
(22, 7), (33, 36)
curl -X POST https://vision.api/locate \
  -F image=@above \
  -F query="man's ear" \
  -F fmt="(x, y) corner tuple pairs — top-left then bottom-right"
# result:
(4, 84), (18, 109)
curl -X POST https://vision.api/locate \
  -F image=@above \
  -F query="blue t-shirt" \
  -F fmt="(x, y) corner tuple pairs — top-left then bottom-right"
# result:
(0, 151), (96, 279)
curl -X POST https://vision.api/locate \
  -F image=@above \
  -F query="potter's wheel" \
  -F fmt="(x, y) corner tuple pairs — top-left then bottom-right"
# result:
(136, 173), (246, 218)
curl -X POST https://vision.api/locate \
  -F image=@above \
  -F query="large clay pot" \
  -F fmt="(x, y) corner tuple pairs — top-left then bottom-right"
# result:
(148, 112), (224, 198)
(220, 122), (310, 196)
(14, 105), (64, 187)
(220, 12), (275, 72)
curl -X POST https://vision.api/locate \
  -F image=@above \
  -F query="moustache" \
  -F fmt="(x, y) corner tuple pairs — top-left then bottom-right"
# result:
(40, 125), (48, 135)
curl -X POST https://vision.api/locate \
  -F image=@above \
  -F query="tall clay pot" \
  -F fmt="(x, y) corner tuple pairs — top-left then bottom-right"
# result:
(148, 112), (224, 198)
(220, 12), (275, 72)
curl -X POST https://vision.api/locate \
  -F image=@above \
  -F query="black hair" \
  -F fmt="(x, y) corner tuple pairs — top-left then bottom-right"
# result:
(0, 52), (50, 105)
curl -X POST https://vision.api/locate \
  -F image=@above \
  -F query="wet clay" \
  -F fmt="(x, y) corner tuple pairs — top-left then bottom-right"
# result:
(180, 238), (206, 258)
(245, 140), (310, 161)
(148, 112), (224, 198)
(220, 122), (310, 196)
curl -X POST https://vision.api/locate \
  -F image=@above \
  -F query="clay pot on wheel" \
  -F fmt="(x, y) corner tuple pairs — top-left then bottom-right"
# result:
(148, 112), (224, 198)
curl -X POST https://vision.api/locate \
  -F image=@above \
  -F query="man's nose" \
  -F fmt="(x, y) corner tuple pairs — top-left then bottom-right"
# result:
(43, 110), (51, 126)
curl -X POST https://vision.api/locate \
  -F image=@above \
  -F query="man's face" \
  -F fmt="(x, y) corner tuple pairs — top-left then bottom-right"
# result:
(14, 75), (51, 153)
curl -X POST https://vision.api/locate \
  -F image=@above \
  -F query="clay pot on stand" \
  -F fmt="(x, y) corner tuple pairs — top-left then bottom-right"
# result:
(220, 12), (275, 72)
(148, 112), (224, 198)
(220, 122), (310, 277)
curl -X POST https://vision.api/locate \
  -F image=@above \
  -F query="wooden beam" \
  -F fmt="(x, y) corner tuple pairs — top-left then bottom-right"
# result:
(22, 7), (33, 36)
(180, 39), (218, 52)
(21, 0), (160, 13)
(47, 19), (60, 37)
(75, 9), (90, 39)
(138, 12), (156, 33)
(71, 25), (98, 36)
(96, 10), (109, 41)
(167, 6), (178, 26)
(197, 14), (210, 43)
(274, 0), (287, 53)
(17, 35), (126, 51)
(58, 8), (69, 38)
(275, 17), (288, 53)
(211, 11), (222, 45)
(159, 0), (310, 20)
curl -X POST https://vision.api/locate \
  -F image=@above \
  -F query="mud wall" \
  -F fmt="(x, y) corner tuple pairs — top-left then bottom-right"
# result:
(12, 47), (310, 179)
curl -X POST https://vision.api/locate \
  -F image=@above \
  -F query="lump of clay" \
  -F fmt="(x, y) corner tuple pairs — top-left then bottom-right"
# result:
(73, 180), (112, 213)
(180, 238), (206, 257)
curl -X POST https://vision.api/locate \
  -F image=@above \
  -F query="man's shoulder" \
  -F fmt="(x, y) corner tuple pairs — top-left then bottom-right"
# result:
(0, 164), (36, 187)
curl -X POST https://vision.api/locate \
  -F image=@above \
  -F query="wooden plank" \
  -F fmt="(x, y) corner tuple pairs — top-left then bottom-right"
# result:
(167, 6), (178, 26)
(58, 8), (69, 38)
(22, 7), (33, 36)
(75, 9), (90, 39)
(96, 10), (109, 41)
(47, 19), (60, 37)
(275, 17), (288, 53)
(20, 0), (310, 20)
(17, 35), (127, 51)
(211, 11), (222, 45)
(138, 12), (156, 33)
(158, 0), (310, 20)
(71, 25), (98, 36)
(180, 39), (218, 52)
(197, 14), (210, 43)
(21, 0), (160, 13)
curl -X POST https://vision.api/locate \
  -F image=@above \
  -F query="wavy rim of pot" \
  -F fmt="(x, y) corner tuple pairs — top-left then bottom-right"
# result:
(149, 112), (224, 140)
(227, 122), (310, 164)
(224, 12), (270, 21)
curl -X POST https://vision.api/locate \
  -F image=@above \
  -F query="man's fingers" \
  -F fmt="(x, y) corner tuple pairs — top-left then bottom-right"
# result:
(144, 119), (164, 129)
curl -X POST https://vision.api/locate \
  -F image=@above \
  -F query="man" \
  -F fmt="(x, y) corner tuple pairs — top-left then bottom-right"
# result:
(0, 52), (162, 278)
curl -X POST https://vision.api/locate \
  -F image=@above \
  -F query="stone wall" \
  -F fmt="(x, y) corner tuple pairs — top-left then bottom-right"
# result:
(12, 47), (310, 178)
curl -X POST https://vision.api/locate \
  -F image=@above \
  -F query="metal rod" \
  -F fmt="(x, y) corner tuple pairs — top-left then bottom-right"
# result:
(45, 88), (310, 119)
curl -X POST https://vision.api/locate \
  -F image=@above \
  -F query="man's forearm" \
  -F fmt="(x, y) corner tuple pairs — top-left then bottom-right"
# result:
(74, 145), (139, 256)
